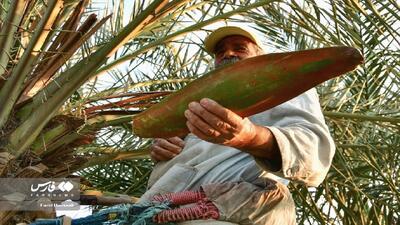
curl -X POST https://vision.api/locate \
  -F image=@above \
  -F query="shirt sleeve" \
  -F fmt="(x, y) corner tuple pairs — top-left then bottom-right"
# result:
(251, 88), (336, 187)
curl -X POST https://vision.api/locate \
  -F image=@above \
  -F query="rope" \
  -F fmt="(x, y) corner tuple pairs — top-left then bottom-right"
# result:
(30, 190), (220, 225)
(152, 190), (206, 205)
(30, 203), (174, 225)
(153, 200), (219, 223)
(30, 213), (108, 225)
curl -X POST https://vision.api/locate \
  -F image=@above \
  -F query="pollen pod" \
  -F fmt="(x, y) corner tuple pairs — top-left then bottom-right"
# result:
(133, 46), (364, 138)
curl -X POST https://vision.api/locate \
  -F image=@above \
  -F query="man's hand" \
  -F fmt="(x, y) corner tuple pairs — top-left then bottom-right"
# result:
(184, 98), (256, 148)
(184, 98), (281, 160)
(150, 137), (185, 162)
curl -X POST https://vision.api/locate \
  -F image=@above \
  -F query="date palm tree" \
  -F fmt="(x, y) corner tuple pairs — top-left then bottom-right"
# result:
(0, 0), (281, 223)
(246, 0), (399, 224)
(0, 0), (398, 224)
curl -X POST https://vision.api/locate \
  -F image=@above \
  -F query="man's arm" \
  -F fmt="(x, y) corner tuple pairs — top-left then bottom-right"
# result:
(185, 93), (335, 187)
(184, 98), (281, 164)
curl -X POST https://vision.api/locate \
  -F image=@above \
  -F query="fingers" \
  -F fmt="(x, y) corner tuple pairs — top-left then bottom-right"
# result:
(150, 138), (185, 162)
(167, 137), (185, 148)
(184, 109), (222, 138)
(150, 145), (177, 162)
(184, 98), (252, 147)
(186, 121), (218, 143)
(155, 138), (182, 154)
(185, 99), (240, 140)
(186, 100), (235, 134)
(199, 98), (242, 128)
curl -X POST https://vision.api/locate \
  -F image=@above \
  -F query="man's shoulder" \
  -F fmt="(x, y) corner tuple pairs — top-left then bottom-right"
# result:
(249, 88), (323, 124)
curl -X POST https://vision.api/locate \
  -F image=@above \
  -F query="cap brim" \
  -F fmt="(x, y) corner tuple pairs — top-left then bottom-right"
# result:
(204, 26), (260, 54)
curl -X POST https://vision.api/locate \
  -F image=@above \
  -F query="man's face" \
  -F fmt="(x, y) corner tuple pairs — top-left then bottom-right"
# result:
(213, 35), (261, 68)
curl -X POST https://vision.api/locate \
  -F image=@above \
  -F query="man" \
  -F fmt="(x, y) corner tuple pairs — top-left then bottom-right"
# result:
(142, 26), (336, 224)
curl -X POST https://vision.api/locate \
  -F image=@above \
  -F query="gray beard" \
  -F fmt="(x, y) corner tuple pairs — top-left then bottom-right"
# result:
(214, 57), (241, 69)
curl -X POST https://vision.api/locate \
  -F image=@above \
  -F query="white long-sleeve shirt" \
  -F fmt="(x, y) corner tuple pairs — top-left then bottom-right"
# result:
(141, 88), (335, 201)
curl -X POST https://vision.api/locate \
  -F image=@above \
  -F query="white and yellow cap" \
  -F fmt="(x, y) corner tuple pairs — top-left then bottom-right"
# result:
(204, 26), (263, 54)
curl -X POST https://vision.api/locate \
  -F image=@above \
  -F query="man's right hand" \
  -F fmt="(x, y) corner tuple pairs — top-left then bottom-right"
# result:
(150, 137), (185, 162)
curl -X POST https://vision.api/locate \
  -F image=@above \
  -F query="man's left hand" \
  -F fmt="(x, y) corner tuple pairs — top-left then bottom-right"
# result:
(184, 98), (257, 149)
